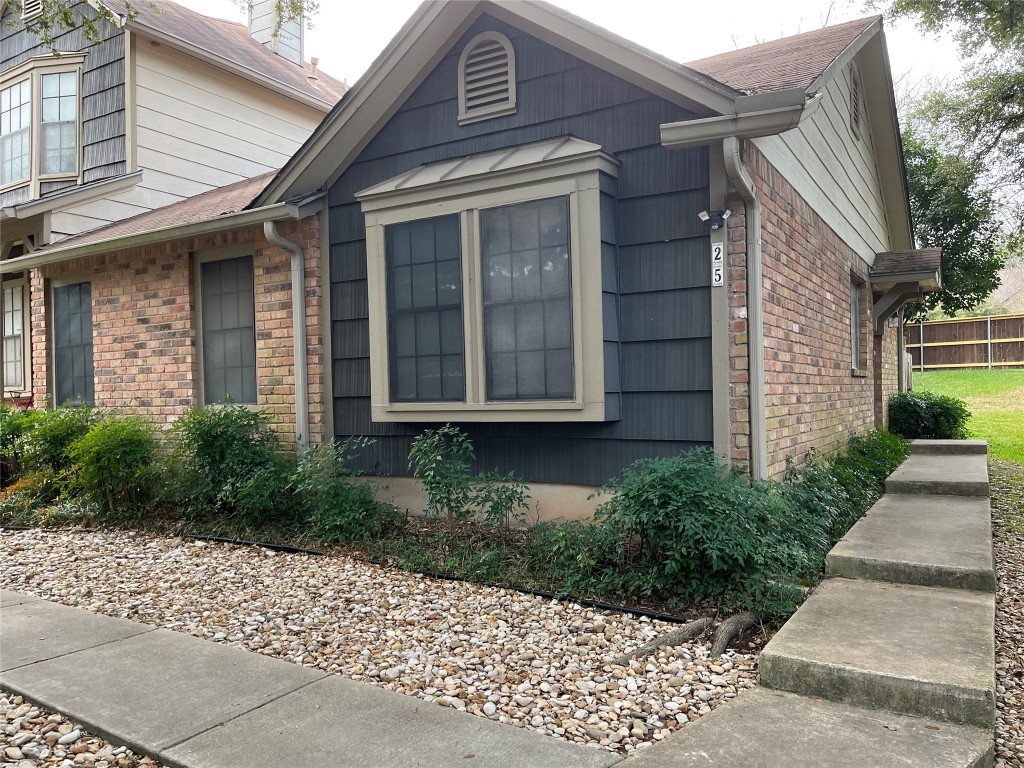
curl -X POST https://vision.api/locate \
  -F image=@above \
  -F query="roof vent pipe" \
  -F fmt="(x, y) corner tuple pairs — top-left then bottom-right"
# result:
(722, 136), (768, 482)
(263, 220), (309, 455)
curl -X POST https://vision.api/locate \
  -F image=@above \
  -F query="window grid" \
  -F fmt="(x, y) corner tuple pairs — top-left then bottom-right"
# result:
(53, 281), (93, 406)
(40, 72), (77, 175)
(481, 197), (573, 401)
(201, 256), (257, 404)
(386, 215), (465, 402)
(3, 284), (23, 389)
(0, 79), (31, 186)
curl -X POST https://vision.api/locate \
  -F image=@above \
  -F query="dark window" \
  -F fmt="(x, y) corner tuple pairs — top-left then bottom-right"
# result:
(202, 256), (257, 404)
(386, 215), (465, 402)
(481, 196), (573, 400)
(851, 281), (862, 369)
(53, 281), (93, 405)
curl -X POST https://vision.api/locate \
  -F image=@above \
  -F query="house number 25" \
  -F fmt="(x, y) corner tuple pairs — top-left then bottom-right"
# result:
(711, 242), (725, 287)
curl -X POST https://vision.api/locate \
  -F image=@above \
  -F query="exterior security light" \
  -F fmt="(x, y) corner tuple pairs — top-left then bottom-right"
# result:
(698, 209), (731, 230)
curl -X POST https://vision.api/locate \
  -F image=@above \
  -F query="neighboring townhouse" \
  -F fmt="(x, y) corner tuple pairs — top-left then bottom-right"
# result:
(1, 1), (940, 519)
(0, 0), (344, 405)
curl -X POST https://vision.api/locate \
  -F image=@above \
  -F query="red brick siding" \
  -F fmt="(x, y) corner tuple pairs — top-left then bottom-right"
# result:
(29, 218), (326, 448)
(727, 142), (891, 478)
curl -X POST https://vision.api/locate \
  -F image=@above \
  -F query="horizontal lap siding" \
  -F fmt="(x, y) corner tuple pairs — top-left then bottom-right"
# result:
(329, 15), (712, 486)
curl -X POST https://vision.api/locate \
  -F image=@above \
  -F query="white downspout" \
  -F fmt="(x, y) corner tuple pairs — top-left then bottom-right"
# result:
(263, 220), (309, 455)
(722, 137), (768, 481)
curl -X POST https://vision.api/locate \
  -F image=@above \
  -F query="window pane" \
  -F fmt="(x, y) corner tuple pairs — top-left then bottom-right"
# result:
(385, 215), (464, 402)
(481, 197), (574, 401)
(60, 71), (76, 96)
(53, 282), (93, 405)
(201, 256), (256, 403)
(42, 74), (59, 98)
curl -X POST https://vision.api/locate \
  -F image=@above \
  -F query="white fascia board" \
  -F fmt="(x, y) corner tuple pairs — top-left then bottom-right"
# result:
(660, 96), (820, 150)
(1, 171), (144, 221)
(0, 202), (293, 273)
(127, 23), (334, 112)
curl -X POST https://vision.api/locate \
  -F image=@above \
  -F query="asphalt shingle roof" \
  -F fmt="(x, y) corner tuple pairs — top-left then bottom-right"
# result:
(106, 0), (347, 104)
(871, 249), (942, 276)
(684, 16), (879, 95)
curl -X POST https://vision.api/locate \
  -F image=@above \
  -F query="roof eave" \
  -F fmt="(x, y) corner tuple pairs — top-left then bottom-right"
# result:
(128, 21), (336, 113)
(0, 202), (287, 273)
(660, 92), (820, 150)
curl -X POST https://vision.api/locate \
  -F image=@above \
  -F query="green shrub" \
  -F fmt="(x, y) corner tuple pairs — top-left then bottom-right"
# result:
(0, 406), (42, 486)
(291, 439), (396, 542)
(592, 448), (825, 610)
(20, 404), (96, 475)
(167, 403), (294, 526)
(408, 425), (533, 530)
(889, 390), (971, 439)
(67, 415), (157, 518)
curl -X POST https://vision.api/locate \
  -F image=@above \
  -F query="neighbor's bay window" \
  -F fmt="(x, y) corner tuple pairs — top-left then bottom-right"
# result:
(358, 137), (617, 423)
(0, 55), (83, 193)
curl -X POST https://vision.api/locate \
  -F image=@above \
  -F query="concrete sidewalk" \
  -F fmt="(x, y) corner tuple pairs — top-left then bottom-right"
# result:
(629, 439), (996, 768)
(0, 590), (620, 768)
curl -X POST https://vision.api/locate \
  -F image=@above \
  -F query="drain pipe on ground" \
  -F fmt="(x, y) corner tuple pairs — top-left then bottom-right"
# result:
(263, 221), (309, 456)
(722, 137), (768, 482)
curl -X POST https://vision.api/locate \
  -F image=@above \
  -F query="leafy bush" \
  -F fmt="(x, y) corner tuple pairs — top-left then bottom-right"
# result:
(67, 415), (157, 518)
(0, 406), (42, 486)
(408, 425), (532, 530)
(20, 404), (96, 475)
(167, 403), (294, 526)
(591, 449), (825, 610)
(889, 390), (971, 439)
(291, 439), (396, 542)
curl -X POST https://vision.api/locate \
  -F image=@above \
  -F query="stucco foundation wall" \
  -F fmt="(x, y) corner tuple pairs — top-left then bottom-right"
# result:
(728, 142), (885, 479)
(28, 217), (326, 447)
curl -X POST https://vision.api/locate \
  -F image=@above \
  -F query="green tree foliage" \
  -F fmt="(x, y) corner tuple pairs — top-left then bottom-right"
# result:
(902, 128), (1004, 318)
(877, 0), (1023, 236)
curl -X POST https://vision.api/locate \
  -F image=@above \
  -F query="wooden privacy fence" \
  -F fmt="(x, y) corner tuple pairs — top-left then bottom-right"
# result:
(906, 314), (1024, 371)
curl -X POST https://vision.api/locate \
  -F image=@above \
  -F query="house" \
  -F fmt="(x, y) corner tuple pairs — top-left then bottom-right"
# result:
(0, 0), (345, 407)
(0, 1), (940, 519)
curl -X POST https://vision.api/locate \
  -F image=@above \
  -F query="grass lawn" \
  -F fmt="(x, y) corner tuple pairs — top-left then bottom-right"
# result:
(914, 369), (1024, 464)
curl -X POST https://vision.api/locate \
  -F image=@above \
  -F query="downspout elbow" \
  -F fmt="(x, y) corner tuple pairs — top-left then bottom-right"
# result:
(722, 137), (768, 482)
(263, 220), (310, 456)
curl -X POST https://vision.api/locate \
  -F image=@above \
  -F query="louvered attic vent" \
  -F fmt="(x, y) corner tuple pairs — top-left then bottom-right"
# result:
(850, 64), (862, 140)
(21, 0), (43, 19)
(458, 32), (517, 125)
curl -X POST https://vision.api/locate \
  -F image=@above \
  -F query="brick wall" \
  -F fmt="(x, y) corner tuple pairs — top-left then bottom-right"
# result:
(29, 217), (326, 448)
(727, 142), (891, 478)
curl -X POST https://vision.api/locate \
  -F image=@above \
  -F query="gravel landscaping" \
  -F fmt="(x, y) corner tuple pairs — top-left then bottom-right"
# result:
(0, 528), (760, 754)
(0, 692), (160, 768)
(993, 460), (1024, 768)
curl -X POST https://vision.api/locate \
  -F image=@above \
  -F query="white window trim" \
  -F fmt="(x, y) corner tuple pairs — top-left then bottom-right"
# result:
(1, 271), (31, 396)
(359, 151), (618, 423)
(194, 246), (259, 408)
(0, 53), (85, 197)
(457, 31), (517, 125)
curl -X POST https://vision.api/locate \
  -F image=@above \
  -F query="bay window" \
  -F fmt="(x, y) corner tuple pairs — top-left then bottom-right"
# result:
(358, 136), (618, 423)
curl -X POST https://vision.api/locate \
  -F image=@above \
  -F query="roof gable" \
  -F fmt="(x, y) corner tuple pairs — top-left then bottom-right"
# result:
(253, 0), (742, 207)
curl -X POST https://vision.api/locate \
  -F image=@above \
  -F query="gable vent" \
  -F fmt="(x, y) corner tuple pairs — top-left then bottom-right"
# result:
(850, 64), (862, 140)
(21, 0), (43, 19)
(458, 32), (517, 125)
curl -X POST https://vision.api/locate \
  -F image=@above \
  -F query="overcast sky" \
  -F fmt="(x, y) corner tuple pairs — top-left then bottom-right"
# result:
(171, 0), (964, 97)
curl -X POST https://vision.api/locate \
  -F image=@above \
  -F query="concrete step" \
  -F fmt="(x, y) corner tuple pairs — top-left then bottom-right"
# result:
(759, 579), (995, 728)
(886, 453), (989, 497)
(826, 495), (996, 592)
(626, 687), (993, 768)
(912, 440), (988, 456)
